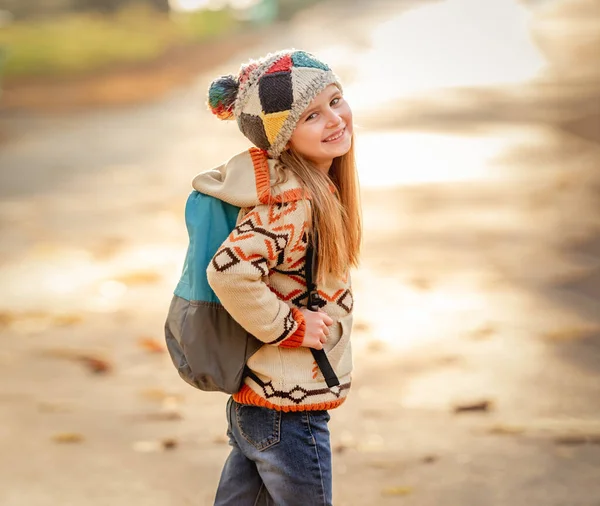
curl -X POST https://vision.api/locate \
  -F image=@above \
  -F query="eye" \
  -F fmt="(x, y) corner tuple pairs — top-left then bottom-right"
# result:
(305, 112), (317, 122)
(330, 97), (341, 106)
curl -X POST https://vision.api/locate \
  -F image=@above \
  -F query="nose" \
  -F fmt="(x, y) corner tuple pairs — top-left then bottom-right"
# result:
(325, 108), (343, 128)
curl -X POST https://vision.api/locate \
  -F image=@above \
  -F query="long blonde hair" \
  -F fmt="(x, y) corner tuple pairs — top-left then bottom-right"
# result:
(275, 136), (362, 283)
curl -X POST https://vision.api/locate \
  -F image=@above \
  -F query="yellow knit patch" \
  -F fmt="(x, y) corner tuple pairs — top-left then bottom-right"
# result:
(262, 110), (290, 144)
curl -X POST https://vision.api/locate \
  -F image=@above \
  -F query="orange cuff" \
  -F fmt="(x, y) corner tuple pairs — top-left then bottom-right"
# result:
(279, 308), (305, 348)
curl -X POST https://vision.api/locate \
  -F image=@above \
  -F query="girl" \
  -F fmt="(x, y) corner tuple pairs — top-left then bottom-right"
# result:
(196, 49), (361, 506)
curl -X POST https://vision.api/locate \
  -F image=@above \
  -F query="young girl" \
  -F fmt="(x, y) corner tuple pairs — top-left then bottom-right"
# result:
(196, 48), (361, 506)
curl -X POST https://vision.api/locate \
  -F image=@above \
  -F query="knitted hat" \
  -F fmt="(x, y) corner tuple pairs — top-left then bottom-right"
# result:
(207, 49), (341, 159)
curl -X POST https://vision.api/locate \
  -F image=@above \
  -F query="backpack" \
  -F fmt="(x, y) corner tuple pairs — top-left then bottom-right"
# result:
(164, 190), (339, 394)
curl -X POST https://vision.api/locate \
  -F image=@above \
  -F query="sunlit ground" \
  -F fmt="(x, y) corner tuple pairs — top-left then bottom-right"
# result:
(343, 0), (546, 107)
(1, 0), (599, 504)
(0, 0), (593, 355)
(0, 0), (577, 349)
(347, 0), (549, 187)
(354, 127), (552, 186)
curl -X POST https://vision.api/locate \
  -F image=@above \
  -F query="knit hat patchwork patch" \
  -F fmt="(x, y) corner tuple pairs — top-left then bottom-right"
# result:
(207, 49), (341, 158)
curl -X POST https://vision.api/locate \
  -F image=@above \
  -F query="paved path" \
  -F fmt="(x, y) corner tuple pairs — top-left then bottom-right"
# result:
(0, 0), (599, 504)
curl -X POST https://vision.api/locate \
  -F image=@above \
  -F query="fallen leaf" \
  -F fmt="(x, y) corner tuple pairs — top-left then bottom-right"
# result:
(139, 388), (184, 403)
(133, 411), (183, 422)
(41, 348), (112, 374)
(137, 337), (165, 354)
(543, 326), (600, 342)
(409, 277), (432, 290)
(52, 314), (84, 327)
(79, 355), (112, 374)
(368, 460), (397, 469)
(382, 486), (413, 496)
(366, 340), (386, 352)
(333, 443), (349, 454)
(436, 355), (461, 366)
(453, 400), (493, 414)
(488, 424), (525, 436)
(468, 324), (497, 340)
(0, 311), (15, 328)
(162, 438), (178, 450)
(115, 271), (161, 285)
(353, 321), (371, 332)
(52, 432), (84, 444)
(92, 236), (126, 260)
(554, 434), (600, 446)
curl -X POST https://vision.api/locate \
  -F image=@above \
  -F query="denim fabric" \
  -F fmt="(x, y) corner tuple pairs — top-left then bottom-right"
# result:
(214, 397), (332, 506)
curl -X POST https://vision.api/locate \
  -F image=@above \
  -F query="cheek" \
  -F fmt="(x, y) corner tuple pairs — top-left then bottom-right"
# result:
(301, 125), (323, 146)
(290, 124), (322, 153)
(341, 105), (353, 132)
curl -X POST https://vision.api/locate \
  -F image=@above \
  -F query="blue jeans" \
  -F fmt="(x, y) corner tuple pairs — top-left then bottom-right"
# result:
(214, 397), (332, 506)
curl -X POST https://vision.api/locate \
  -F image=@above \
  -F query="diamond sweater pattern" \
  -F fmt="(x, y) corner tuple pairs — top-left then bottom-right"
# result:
(193, 148), (353, 411)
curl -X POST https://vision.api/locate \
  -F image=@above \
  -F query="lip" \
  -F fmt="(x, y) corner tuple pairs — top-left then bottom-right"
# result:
(322, 126), (346, 143)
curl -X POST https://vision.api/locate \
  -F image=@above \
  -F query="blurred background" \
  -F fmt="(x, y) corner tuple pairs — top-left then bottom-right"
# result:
(0, 0), (599, 504)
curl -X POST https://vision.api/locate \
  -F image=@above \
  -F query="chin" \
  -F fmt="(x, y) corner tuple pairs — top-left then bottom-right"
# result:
(328, 139), (352, 158)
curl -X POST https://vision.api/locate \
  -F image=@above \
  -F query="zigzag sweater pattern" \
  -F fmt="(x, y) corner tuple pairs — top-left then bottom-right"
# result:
(194, 148), (354, 412)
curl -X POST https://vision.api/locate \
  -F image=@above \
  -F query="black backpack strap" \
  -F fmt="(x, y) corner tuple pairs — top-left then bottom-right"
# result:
(243, 365), (265, 388)
(242, 233), (340, 390)
(306, 236), (340, 388)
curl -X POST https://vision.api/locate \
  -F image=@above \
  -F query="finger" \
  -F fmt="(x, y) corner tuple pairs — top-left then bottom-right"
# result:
(322, 324), (330, 336)
(323, 314), (334, 326)
(313, 341), (323, 350)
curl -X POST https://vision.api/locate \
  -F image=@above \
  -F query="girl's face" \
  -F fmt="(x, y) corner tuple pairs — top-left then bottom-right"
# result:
(288, 84), (353, 172)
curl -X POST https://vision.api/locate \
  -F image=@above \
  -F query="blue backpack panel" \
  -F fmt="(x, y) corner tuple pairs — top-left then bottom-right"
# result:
(164, 191), (263, 393)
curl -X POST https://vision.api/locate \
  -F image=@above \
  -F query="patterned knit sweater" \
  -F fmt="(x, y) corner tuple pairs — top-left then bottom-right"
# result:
(192, 148), (353, 412)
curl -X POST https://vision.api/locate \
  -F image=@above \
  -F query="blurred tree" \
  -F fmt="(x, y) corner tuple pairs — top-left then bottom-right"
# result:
(0, 0), (170, 19)
(72, 0), (169, 13)
(0, 0), (72, 19)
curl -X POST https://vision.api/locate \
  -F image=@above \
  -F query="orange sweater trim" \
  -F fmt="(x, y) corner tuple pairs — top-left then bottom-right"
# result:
(233, 384), (347, 412)
(249, 147), (310, 204)
(279, 308), (305, 348)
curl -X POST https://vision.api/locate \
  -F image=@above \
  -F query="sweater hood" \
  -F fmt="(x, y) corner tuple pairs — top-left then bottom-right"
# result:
(192, 147), (308, 208)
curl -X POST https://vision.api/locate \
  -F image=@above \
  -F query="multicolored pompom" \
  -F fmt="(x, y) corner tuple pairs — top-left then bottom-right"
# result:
(206, 50), (339, 158)
(207, 74), (239, 120)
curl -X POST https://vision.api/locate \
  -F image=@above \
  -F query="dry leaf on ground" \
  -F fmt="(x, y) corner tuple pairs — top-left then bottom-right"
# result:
(115, 271), (161, 285)
(132, 411), (183, 422)
(41, 348), (112, 374)
(139, 388), (184, 403)
(453, 400), (493, 414)
(488, 424), (526, 436)
(554, 434), (600, 445)
(543, 326), (600, 341)
(162, 438), (178, 450)
(52, 432), (84, 444)
(468, 324), (497, 340)
(137, 337), (165, 353)
(52, 314), (84, 327)
(79, 355), (112, 374)
(382, 486), (413, 496)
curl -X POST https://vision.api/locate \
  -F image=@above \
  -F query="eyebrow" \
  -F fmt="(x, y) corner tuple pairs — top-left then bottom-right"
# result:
(300, 88), (341, 119)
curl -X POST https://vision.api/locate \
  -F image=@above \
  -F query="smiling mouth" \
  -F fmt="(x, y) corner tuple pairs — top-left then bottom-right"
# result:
(323, 127), (346, 143)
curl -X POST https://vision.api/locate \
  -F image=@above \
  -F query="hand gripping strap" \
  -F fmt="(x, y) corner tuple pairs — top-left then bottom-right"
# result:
(306, 235), (340, 388)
